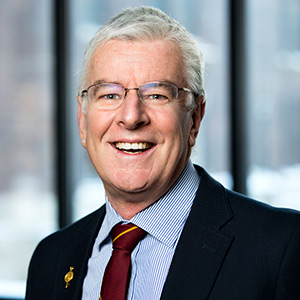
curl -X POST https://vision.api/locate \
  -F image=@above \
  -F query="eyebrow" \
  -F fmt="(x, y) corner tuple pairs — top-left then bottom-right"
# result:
(91, 79), (122, 86)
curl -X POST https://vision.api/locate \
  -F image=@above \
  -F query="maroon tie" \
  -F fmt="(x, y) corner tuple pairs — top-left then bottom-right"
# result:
(100, 223), (146, 300)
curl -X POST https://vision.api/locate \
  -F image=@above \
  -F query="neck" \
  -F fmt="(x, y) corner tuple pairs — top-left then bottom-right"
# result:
(105, 189), (161, 220)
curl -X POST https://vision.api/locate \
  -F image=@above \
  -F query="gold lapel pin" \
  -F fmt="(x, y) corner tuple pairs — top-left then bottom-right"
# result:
(64, 266), (74, 288)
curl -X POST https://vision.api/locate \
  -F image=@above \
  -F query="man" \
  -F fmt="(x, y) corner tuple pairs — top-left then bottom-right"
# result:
(26, 6), (300, 300)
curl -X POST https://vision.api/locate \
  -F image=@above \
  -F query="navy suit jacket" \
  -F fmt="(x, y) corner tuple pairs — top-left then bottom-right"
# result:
(26, 166), (300, 299)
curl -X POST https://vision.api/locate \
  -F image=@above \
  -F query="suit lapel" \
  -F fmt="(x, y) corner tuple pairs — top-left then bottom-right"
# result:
(53, 207), (106, 299)
(161, 166), (234, 300)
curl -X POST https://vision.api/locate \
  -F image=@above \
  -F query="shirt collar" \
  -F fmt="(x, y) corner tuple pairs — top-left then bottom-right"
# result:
(97, 160), (200, 250)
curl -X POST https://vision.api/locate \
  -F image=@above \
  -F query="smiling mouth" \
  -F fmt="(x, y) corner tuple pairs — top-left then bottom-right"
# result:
(114, 142), (154, 154)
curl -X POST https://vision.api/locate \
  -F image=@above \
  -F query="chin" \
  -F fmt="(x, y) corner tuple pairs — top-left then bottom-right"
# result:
(116, 181), (149, 194)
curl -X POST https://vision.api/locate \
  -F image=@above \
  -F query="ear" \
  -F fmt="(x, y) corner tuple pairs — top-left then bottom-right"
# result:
(189, 96), (206, 147)
(77, 96), (87, 148)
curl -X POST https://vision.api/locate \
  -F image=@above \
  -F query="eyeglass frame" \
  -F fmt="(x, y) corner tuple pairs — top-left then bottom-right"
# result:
(80, 80), (199, 108)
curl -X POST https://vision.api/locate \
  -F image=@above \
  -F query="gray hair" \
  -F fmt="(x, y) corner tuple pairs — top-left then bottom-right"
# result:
(78, 6), (205, 110)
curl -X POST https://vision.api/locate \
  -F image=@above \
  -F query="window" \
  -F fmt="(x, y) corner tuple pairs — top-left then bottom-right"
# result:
(0, 1), (56, 298)
(247, 0), (300, 210)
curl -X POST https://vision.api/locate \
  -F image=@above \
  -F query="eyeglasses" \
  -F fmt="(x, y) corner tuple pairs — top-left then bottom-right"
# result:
(80, 81), (198, 110)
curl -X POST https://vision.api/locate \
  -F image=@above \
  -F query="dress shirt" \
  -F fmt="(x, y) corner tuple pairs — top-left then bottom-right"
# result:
(82, 160), (200, 299)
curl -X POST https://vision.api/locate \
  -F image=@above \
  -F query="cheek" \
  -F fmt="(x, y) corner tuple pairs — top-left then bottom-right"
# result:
(173, 109), (193, 141)
(85, 110), (113, 139)
(158, 109), (191, 148)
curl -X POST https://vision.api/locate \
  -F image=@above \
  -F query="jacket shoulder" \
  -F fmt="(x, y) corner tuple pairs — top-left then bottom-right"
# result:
(195, 164), (300, 227)
(38, 206), (105, 250)
(227, 187), (300, 228)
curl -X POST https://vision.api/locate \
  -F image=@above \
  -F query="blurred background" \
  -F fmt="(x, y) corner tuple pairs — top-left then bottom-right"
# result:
(0, 0), (299, 298)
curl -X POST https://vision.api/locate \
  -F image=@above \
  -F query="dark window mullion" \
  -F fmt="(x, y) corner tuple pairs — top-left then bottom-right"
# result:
(229, 0), (248, 194)
(55, 0), (72, 227)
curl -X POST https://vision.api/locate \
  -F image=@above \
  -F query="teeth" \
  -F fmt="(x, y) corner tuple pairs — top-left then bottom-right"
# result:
(115, 142), (152, 151)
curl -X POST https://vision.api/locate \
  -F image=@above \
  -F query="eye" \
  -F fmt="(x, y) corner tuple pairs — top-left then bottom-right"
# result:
(148, 94), (168, 100)
(102, 94), (121, 100)
(140, 82), (175, 104)
(91, 84), (124, 101)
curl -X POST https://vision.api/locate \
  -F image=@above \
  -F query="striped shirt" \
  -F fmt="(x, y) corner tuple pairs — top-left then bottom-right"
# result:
(82, 160), (200, 299)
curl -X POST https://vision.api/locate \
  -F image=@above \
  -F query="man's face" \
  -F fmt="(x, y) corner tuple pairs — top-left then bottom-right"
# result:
(78, 39), (204, 212)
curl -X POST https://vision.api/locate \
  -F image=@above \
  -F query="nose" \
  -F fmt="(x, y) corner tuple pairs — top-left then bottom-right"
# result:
(115, 89), (150, 130)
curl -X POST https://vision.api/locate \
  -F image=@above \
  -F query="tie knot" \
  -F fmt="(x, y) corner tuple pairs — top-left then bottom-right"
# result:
(111, 223), (146, 253)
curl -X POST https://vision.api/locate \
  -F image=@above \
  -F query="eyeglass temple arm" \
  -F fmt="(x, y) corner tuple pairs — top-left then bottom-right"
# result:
(180, 87), (199, 97)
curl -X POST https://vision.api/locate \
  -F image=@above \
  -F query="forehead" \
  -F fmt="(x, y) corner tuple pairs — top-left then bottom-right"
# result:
(88, 39), (185, 85)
